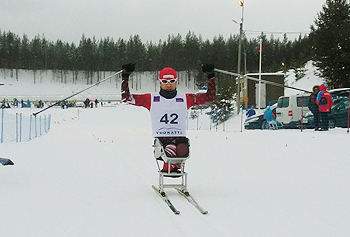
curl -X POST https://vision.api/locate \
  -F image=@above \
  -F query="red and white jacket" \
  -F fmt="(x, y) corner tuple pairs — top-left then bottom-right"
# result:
(316, 84), (333, 112)
(121, 75), (216, 137)
(121, 76), (216, 111)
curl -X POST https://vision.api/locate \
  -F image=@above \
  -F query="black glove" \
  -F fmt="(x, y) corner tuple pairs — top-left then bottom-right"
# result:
(201, 64), (215, 78)
(122, 63), (135, 77)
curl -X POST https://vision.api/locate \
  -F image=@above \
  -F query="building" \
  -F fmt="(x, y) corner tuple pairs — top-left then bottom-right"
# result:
(242, 73), (285, 109)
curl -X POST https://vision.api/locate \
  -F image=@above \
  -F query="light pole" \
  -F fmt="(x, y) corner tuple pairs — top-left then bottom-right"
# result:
(237, 0), (244, 114)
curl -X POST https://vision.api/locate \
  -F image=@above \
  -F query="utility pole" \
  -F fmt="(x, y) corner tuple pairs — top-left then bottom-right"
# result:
(237, 22), (242, 114)
(237, 0), (244, 114)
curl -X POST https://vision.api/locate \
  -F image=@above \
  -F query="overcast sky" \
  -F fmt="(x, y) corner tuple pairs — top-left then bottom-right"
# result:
(1, 0), (326, 44)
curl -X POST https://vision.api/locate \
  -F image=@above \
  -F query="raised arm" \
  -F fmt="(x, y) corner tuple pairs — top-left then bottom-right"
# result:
(120, 63), (152, 110)
(186, 64), (216, 108)
(121, 63), (135, 103)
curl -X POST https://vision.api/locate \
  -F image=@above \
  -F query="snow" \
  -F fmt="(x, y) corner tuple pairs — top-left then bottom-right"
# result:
(1, 63), (350, 236)
(284, 61), (324, 96)
(0, 69), (198, 101)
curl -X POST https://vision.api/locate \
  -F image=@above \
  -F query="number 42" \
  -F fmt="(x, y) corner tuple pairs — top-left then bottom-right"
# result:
(160, 113), (178, 124)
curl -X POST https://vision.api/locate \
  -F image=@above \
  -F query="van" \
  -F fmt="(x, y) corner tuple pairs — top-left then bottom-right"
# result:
(275, 94), (310, 128)
(329, 88), (350, 100)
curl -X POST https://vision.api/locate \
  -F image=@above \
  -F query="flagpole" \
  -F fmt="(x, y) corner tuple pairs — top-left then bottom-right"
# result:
(258, 38), (262, 110)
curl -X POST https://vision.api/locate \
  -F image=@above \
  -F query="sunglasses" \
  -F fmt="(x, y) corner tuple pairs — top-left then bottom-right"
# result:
(160, 79), (177, 84)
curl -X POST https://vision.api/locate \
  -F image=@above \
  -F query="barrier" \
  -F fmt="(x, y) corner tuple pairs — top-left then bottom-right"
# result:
(1, 109), (51, 143)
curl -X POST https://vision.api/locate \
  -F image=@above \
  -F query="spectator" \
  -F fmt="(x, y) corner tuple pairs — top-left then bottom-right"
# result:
(246, 106), (256, 118)
(84, 98), (90, 108)
(316, 84), (333, 131)
(308, 85), (320, 131)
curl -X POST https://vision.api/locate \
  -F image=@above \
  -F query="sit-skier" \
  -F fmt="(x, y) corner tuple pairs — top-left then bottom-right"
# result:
(121, 63), (216, 173)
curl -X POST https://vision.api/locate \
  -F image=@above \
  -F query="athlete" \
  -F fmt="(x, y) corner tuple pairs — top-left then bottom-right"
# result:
(121, 63), (216, 172)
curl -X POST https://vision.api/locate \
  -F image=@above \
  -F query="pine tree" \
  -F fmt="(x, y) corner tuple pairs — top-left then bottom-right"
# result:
(125, 35), (146, 70)
(310, 0), (350, 88)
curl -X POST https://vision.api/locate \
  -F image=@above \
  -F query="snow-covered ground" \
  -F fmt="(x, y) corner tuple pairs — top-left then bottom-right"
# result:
(0, 69), (198, 102)
(0, 60), (322, 102)
(1, 63), (350, 236)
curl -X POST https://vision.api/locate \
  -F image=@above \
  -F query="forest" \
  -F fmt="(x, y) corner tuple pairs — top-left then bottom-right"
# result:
(0, 30), (311, 77)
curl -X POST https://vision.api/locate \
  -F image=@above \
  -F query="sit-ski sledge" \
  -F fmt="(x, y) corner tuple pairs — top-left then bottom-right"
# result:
(152, 138), (208, 215)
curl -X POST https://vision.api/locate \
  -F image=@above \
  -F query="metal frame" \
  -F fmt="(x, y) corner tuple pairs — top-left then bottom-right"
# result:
(153, 138), (190, 192)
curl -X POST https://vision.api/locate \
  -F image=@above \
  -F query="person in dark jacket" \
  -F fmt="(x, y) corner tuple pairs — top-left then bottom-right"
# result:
(308, 85), (320, 130)
(316, 84), (333, 131)
(84, 98), (90, 108)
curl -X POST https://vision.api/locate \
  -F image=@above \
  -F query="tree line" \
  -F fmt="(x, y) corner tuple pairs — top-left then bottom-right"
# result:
(0, 30), (312, 77)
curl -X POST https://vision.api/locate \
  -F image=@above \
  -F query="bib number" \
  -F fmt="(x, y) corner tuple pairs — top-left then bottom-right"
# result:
(160, 113), (178, 124)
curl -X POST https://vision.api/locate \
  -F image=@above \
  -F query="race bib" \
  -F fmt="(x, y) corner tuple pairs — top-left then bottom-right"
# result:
(150, 93), (187, 137)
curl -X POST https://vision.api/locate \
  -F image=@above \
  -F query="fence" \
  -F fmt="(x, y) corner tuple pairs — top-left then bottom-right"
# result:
(1, 109), (51, 143)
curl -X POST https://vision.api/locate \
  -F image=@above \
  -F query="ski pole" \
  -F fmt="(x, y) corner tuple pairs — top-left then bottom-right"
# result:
(214, 68), (312, 93)
(33, 70), (123, 116)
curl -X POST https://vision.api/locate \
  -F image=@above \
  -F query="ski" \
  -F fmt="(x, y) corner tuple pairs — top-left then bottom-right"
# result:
(176, 188), (208, 214)
(152, 185), (180, 214)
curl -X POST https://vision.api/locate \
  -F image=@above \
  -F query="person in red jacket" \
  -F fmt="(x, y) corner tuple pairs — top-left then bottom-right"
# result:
(316, 84), (333, 131)
(121, 63), (216, 172)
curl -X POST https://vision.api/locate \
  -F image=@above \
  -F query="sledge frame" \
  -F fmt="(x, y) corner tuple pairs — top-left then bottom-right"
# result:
(153, 138), (190, 192)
